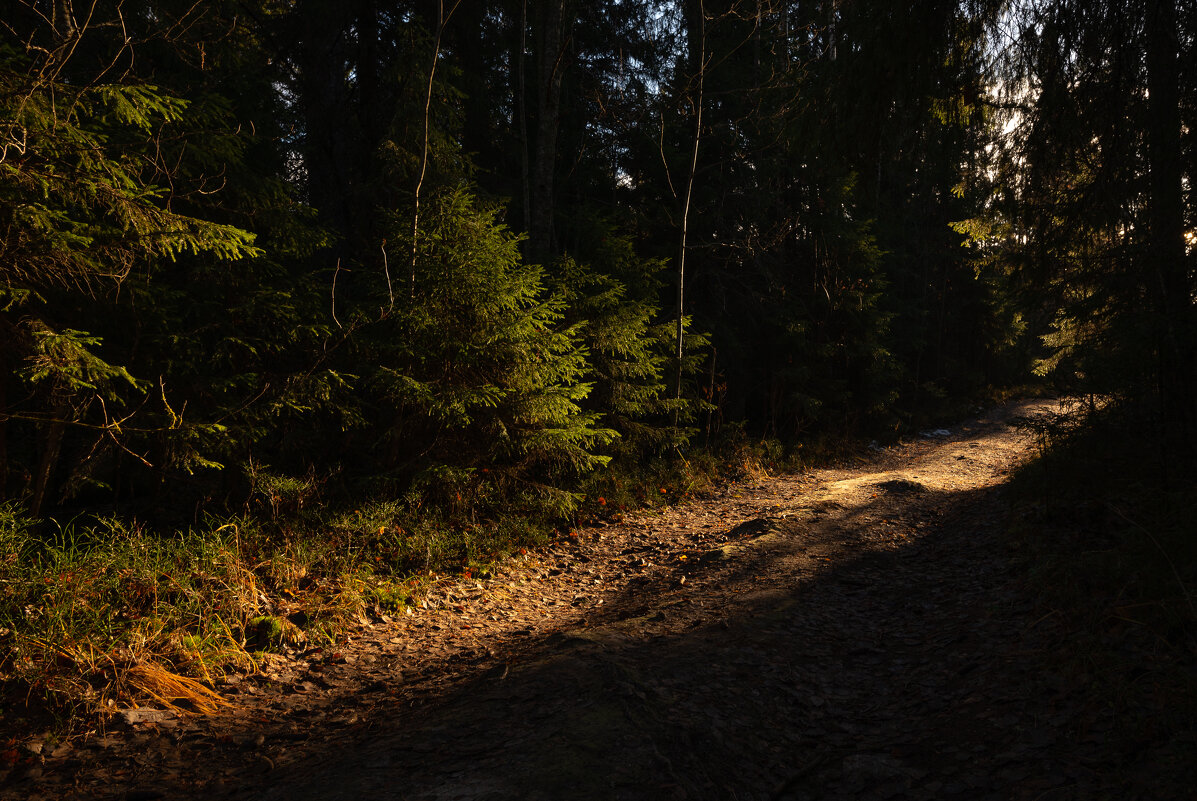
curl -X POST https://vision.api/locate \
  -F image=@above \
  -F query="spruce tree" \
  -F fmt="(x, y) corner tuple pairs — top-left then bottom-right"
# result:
(357, 187), (616, 521)
(0, 5), (262, 512)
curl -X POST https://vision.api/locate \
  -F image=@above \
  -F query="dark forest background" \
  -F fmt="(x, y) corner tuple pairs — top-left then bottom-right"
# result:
(0, 0), (1193, 715)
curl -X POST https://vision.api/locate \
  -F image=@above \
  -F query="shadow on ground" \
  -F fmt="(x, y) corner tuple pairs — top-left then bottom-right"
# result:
(7, 403), (1190, 801)
(212, 472), (1179, 801)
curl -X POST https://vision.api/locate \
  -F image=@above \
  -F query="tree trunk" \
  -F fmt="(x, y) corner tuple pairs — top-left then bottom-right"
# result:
(527, 0), (574, 264)
(30, 395), (67, 517)
(356, 0), (380, 147)
(676, 0), (705, 414)
(459, 0), (492, 168)
(0, 368), (8, 501)
(411, 1), (452, 297)
(511, 0), (533, 238)
(1145, 0), (1194, 450)
(296, 0), (353, 243)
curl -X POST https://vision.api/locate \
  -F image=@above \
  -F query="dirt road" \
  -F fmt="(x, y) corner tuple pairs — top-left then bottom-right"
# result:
(8, 399), (1180, 800)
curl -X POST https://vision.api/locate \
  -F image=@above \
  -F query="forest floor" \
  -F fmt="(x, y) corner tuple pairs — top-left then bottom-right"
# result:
(3, 398), (1193, 800)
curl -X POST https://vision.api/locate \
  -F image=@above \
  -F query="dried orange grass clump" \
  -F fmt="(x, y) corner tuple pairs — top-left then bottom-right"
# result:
(740, 455), (772, 480)
(123, 661), (232, 716)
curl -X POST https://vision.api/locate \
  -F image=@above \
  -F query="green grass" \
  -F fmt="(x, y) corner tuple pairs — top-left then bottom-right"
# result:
(0, 509), (259, 719)
(0, 482), (650, 725)
(0, 428), (832, 730)
(0, 504), (404, 723)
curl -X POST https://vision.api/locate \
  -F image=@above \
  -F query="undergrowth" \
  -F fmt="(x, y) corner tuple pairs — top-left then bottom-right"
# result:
(0, 434), (796, 731)
(0, 501), (534, 728)
(1008, 397), (1197, 754)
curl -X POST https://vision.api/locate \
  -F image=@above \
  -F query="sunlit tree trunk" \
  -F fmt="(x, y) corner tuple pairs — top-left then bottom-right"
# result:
(676, 0), (705, 412)
(411, 1), (455, 297)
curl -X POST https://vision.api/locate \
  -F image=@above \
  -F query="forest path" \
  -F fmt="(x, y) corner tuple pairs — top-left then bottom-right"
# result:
(12, 399), (1145, 800)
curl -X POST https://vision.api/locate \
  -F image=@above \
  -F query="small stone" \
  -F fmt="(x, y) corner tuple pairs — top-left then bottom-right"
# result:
(117, 708), (176, 727)
(700, 547), (733, 563)
(875, 479), (924, 494)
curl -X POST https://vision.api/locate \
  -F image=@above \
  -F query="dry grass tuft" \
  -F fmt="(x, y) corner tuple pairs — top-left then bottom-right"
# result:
(122, 661), (232, 715)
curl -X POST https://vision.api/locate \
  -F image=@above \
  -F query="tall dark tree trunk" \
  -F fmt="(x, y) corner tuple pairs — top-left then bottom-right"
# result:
(507, 0), (533, 238)
(356, 0), (381, 148)
(1145, 0), (1194, 449)
(459, 0), (492, 168)
(527, 0), (574, 263)
(0, 367), (8, 501)
(296, 0), (353, 246)
(30, 394), (67, 517)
